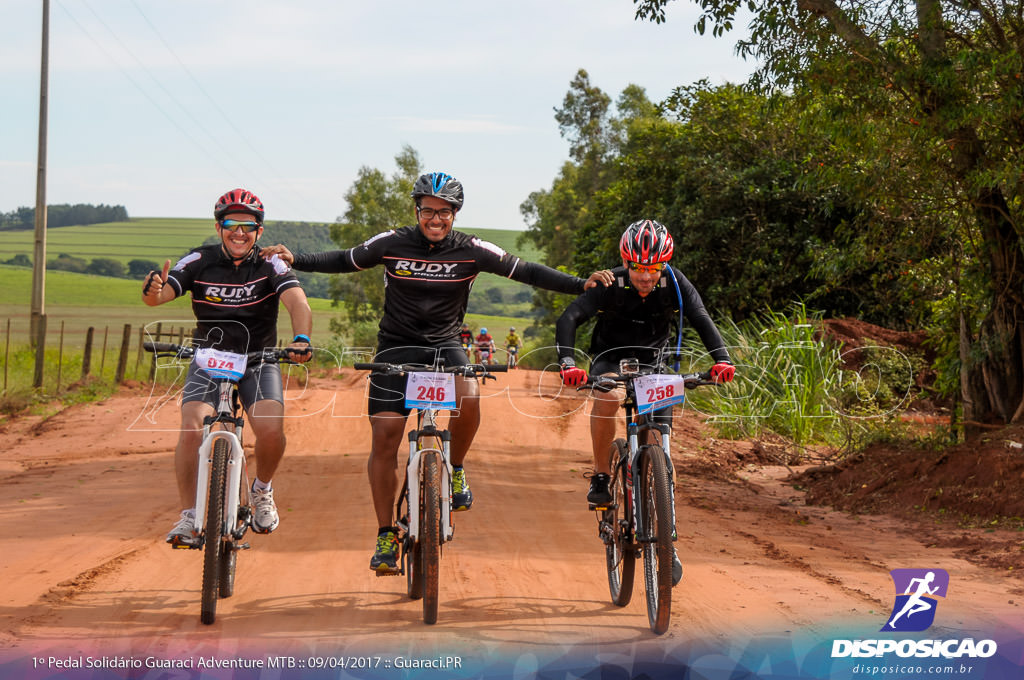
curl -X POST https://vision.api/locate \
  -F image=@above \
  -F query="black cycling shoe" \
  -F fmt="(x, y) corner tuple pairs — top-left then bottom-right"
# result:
(370, 528), (399, 572)
(452, 467), (473, 511)
(587, 473), (612, 505)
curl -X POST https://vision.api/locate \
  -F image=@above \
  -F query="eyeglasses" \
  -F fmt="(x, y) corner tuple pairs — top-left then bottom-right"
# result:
(627, 261), (666, 273)
(417, 207), (455, 221)
(219, 219), (261, 233)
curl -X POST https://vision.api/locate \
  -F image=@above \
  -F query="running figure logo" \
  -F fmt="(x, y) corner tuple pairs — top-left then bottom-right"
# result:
(882, 568), (949, 632)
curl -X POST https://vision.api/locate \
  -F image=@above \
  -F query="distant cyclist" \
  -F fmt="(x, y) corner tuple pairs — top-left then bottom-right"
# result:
(556, 220), (733, 580)
(141, 188), (313, 548)
(262, 172), (612, 572)
(505, 327), (521, 368)
(458, 323), (474, 358)
(475, 327), (496, 364)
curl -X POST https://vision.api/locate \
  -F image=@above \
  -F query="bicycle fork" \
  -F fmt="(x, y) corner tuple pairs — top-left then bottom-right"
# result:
(405, 430), (454, 544)
(627, 425), (678, 541)
(194, 430), (248, 545)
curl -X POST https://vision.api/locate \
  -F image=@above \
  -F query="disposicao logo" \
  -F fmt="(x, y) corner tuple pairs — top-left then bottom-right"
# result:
(831, 568), (998, 659)
(883, 568), (948, 632)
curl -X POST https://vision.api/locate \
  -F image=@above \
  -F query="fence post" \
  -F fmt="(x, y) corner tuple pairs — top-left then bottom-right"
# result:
(82, 327), (94, 379)
(100, 326), (109, 377)
(115, 324), (132, 384)
(32, 315), (47, 389)
(148, 323), (162, 381)
(135, 326), (147, 380)
(3, 319), (10, 394)
(56, 320), (65, 392)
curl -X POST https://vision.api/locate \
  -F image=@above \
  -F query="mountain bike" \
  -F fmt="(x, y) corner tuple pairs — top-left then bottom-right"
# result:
(584, 360), (715, 634)
(145, 340), (306, 625)
(506, 345), (519, 368)
(354, 360), (506, 624)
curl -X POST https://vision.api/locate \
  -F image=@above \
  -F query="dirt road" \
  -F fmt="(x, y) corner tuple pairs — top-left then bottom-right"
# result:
(0, 368), (1020, 677)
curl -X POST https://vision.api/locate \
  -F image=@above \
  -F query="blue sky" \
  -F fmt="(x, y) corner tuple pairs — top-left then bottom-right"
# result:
(2, 1), (755, 229)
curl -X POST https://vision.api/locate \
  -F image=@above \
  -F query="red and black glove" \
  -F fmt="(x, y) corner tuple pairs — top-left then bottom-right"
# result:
(559, 359), (588, 387)
(710, 361), (735, 384)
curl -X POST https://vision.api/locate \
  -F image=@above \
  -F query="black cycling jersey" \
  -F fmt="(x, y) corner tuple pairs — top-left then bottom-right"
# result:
(166, 244), (302, 353)
(292, 226), (587, 345)
(556, 265), (730, 366)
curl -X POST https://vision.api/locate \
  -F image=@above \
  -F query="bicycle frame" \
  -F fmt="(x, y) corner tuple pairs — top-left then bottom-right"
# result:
(621, 386), (677, 543)
(402, 406), (454, 544)
(193, 379), (249, 545)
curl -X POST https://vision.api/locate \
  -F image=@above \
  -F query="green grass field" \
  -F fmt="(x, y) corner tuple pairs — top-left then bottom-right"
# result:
(0, 218), (558, 390)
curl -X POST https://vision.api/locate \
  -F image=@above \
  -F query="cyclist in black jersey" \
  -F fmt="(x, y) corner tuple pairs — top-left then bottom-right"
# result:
(142, 188), (313, 548)
(262, 171), (613, 572)
(556, 220), (734, 507)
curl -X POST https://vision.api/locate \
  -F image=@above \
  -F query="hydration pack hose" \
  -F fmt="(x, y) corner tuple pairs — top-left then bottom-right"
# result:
(664, 266), (684, 371)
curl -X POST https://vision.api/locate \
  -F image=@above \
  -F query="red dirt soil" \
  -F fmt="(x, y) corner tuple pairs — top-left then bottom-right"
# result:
(0, 363), (1021, 668)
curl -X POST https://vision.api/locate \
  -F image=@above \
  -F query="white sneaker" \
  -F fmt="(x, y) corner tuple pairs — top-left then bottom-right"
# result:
(166, 510), (199, 548)
(250, 486), (280, 534)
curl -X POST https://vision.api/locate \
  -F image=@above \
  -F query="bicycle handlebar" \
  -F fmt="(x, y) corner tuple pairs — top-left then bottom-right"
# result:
(353, 361), (507, 380)
(142, 341), (310, 364)
(581, 369), (717, 393)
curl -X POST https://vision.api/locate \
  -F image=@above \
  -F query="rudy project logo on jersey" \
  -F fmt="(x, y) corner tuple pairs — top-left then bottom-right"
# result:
(883, 568), (948, 632)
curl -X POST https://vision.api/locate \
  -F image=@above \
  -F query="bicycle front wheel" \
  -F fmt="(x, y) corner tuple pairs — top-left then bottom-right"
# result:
(605, 439), (635, 606)
(219, 463), (248, 599)
(420, 451), (441, 624)
(201, 438), (229, 625)
(639, 445), (674, 634)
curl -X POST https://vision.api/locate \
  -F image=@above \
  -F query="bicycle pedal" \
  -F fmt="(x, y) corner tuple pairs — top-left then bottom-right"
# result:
(589, 502), (617, 511)
(374, 568), (402, 577)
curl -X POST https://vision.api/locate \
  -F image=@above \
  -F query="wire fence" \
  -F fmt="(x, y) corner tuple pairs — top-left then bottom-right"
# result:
(1, 318), (193, 397)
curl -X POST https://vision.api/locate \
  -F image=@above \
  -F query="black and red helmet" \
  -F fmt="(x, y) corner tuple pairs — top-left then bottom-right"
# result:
(619, 219), (674, 264)
(411, 172), (464, 210)
(214, 188), (265, 223)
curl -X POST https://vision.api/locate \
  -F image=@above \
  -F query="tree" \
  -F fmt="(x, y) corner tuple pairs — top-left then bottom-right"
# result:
(329, 145), (422, 331)
(128, 259), (160, 278)
(633, 0), (1024, 426)
(86, 257), (127, 278)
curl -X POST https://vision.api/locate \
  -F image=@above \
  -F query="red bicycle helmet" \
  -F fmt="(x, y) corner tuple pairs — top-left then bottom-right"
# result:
(214, 188), (265, 223)
(619, 219), (674, 264)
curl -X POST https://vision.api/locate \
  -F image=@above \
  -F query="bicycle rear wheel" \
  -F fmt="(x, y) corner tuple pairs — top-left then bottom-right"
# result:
(420, 451), (441, 624)
(639, 445), (674, 634)
(604, 439), (635, 606)
(201, 438), (229, 625)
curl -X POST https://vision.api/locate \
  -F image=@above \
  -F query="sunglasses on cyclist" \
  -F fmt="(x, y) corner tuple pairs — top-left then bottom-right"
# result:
(218, 219), (261, 233)
(417, 207), (455, 221)
(627, 261), (666, 274)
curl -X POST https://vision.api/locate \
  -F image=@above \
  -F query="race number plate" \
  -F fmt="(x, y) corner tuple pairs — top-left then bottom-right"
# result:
(634, 374), (685, 414)
(194, 348), (248, 381)
(405, 372), (457, 409)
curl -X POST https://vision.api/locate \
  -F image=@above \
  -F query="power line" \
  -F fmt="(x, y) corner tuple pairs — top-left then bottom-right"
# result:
(128, 0), (317, 216)
(54, 0), (240, 180)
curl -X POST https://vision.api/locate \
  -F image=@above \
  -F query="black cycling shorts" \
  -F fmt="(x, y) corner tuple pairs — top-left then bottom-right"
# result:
(590, 356), (673, 428)
(368, 342), (469, 416)
(182, 361), (284, 410)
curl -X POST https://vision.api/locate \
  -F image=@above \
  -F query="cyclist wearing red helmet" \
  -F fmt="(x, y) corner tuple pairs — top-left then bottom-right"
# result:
(142, 188), (313, 548)
(555, 219), (733, 582)
(262, 171), (613, 572)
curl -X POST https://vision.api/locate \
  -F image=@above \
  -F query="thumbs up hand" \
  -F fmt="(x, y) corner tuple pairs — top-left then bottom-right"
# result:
(142, 259), (171, 304)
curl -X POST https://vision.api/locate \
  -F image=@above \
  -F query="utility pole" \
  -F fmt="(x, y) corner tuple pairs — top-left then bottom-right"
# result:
(31, 0), (49, 387)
